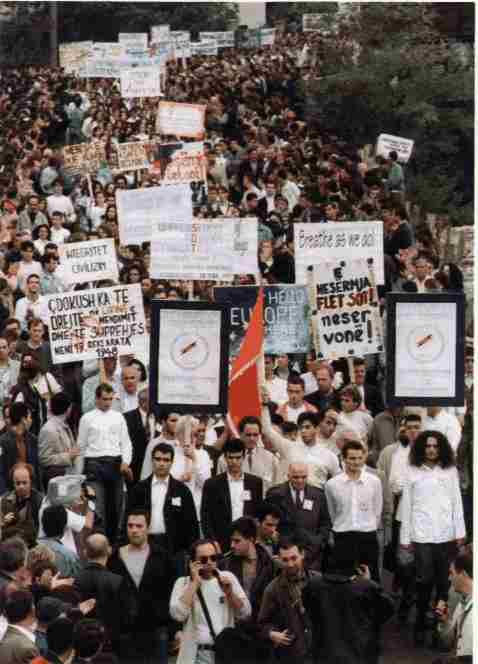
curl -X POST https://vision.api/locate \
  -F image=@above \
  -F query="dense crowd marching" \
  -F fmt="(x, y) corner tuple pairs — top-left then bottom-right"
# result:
(0, 24), (473, 664)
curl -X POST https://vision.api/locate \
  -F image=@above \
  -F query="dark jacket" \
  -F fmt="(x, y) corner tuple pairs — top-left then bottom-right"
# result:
(258, 569), (319, 661)
(266, 483), (331, 570)
(221, 542), (275, 620)
(302, 573), (395, 664)
(123, 409), (149, 483)
(201, 472), (263, 553)
(128, 475), (199, 556)
(305, 388), (341, 413)
(363, 383), (385, 418)
(0, 487), (43, 546)
(74, 561), (124, 650)
(108, 539), (173, 633)
(0, 430), (42, 492)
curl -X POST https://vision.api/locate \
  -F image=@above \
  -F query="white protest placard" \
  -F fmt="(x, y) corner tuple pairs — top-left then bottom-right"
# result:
(157, 142), (207, 184)
(303, 14), (322, 31)
(118, 33), (148, 49)
(156, 101), (206, 138)
(45, 284), (146, 364)
(376, 134), (414, 163)
(116, 183), (193, 245)
(294, 221), (384, 285)
(120, 66), (161, 98)
(58, 239), (119, 285)
(199, 31), (235, 47)
(59, 41), (93, 75)
(260, 28), (276, 46)
(231, 217), (258, 274)
(190, 40), (218, 57)
(85, 42), (125, 78)
(151, 219), (235, 280)
(115, 142), (150, 172)
(170, 30), (191, 43)
(151, 25), (170, 44)
(310, 258), (383, 361)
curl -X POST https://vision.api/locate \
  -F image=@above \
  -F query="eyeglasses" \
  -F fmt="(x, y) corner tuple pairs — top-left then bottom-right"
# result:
(153, 456), (171, 462)
(198, 554), (218, 564)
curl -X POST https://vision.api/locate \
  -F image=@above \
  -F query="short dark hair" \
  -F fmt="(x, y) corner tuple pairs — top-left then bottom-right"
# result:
(4, 590), (33, 624)
(47, 617), (74, 656)
(73, 619), (105, 659)
(9, 402), (30, 426)
(190, 538), (219, 561)
(42, 504), (68, 538)
(342, 439), (365, 459)
(287, 375), (305, 390)
(409, 430), (455, 469)
(281, 421), (298, 436)
(238, 416), (261, 433)
(26, 273), (41, 284)
(223, 438), (245, 456)
(453, 546), (473, 579)
(95, 382), (113, 399)
(0, 537), (27, 572)
(50, 392), (71, 416)
(126, 508), (151, 527)
(353, 358), (366, 367)
(20, 240), (34, 252)
(404, 413), (422, 426)
(297, 412), (318, 428)
(255, 501), (282, 523)
(230, 516), (257, 541)
(278, 535), (304, 553)
(151, 442), (174, 461)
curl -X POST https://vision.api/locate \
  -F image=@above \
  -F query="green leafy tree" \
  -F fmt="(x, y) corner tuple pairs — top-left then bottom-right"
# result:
(308, 3), (473, 224)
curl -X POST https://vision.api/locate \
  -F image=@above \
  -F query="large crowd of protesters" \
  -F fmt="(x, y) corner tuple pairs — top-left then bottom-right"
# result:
(0, 25), (473, 664)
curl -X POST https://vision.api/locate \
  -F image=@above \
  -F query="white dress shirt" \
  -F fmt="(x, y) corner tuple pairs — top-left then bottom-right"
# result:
(150, 475), (169, 534)
(400, 464), (466, 546)
(266, 376), (288, 405)
(227, 474), (245, 521)
(300, 371), (318, 396)
(118, 388), (139, 414)
(14, 295), (45, 330)
(217, 446), (278, 491)
(171, 447), (211, 513)
(261, 408), (340, 488)
(77, 408), (132, 471)
(422, 410), (462, 452)
(325, 468), (383, 533)
(337, 410), (373, 441)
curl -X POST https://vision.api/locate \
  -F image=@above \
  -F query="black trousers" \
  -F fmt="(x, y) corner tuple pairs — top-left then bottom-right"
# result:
(333, 530), (379, 582)
(414, 541), (455, 626)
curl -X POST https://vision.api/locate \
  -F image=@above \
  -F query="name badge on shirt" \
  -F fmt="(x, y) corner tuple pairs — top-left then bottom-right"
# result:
(359, 501), (369, 512)
(303, 499), (313, 511)
(172, 497), (182, 507)
(242, 490), (251, 501)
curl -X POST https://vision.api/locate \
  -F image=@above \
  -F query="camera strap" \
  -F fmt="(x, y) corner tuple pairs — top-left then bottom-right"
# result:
(197, 587), (217, 642)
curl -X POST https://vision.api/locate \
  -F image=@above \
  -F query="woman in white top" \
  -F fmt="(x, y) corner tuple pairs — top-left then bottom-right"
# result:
(87, 191), (106, 231)
(33, 223), (51, 256)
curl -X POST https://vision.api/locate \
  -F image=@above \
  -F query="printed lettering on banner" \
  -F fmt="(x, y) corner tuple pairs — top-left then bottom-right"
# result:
(58, 239), (119, 285)
(59, 42), (93, 75)
(118, 33), (148, 49)
(199, 31), (235, 48)
(294, 221), (384, 285)
(116, 142), (150, 172)
(376, 134), (414, 163)
(190, 40), (219, 57)
(215, 285), (312, 359)
(120, 66), (162, 98)
(45, 284), (146, 364)
(310, 258), (383, 360)
(63, 143), (106, 174)
(156, 101), (206, 138)
(231, 218), (258, 275)
(150, 219), (235, 281)
(116, 183), (193, 245)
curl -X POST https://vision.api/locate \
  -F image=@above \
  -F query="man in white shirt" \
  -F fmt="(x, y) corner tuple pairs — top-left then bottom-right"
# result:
(400, 430), (466, 645)
(47, 181), (76, 224)
(325, 439), (383, 581)
(217, 416), (279, 492)
(49, 211), (72, 245)
(336, 384), (373, 442)
(117, 365), (140, 413)
(14, 274), (45, 332)
(17, 241), (43, 293)
(261, 398), (340, 489)
(170, 538), (251, 664)
(422, 406), (461, 452)
(316, 408), (340, 455)
(78, 382), (133, 541)
(277, 376), (318, 424)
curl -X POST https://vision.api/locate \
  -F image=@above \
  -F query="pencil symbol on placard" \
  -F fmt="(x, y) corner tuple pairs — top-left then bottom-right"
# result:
(180, 341), (197, 355)
(416, 334), (432, 347)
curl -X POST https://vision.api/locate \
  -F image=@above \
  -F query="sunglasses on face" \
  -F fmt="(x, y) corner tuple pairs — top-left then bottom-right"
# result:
(198, 554), (218, 564)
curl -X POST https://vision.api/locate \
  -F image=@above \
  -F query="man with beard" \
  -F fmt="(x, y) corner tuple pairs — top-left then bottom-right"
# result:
(258, 537), (317, 663)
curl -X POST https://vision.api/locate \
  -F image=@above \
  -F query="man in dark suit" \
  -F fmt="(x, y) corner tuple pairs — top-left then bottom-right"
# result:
(109, 509), (175, 664)
(201, 438), (263, 554)
(74, 532), (124, 655)
(124, 389), (152, 484)
(128, 442), (199, 565)
(0, 403), (41, 493)
(237, 147), (264, 187)
(266, 461), (331, 570)
(0, 589), (39, 664)
(352, 358), (385, 417)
